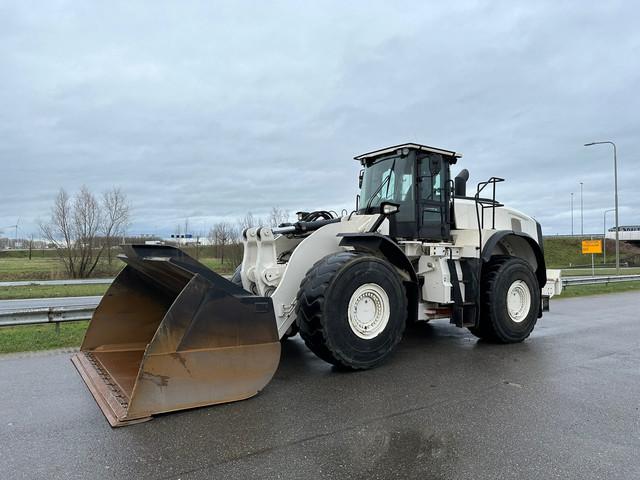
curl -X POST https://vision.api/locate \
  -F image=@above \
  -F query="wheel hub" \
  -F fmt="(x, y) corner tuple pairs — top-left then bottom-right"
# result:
(347, 283), (390, 339)
(506, 279), (532, 323)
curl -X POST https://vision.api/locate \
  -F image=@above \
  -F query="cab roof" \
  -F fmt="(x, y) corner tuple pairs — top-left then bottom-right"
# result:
(354, 143), (462, 162)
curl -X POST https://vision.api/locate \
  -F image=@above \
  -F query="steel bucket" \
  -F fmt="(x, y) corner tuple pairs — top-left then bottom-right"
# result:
(71, 245), (280, 427)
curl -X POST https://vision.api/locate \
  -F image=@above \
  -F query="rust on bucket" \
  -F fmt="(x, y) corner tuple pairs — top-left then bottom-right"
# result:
(72, 245), (281, 427)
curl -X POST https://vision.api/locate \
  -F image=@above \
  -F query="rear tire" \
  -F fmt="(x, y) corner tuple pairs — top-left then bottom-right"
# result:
(296, 251), (407, 369)
(468, 256), (540, 343)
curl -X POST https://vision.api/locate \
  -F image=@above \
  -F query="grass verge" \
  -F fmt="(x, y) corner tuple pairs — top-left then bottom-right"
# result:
(0, 321), (88, 354)
(557, 281), (640, 298)
(0, 284), (109, 300)
(199, 258), (236, 275)
(561, 267), (640, 276)
(0, 255), (235, 281)
(0, 257), (123, 281)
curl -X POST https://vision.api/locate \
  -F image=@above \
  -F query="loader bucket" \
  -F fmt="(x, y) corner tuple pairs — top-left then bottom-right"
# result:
(71, 245), (280, 427)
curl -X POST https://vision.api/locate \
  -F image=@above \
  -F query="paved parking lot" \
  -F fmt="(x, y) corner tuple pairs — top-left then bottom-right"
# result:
(1, 292), (639, 479)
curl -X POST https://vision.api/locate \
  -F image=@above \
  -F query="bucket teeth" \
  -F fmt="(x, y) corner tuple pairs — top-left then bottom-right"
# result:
(72, 245), (281, 427)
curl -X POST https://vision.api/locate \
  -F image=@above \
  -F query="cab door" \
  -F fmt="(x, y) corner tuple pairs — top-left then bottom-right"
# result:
(417, 153), (450, 241)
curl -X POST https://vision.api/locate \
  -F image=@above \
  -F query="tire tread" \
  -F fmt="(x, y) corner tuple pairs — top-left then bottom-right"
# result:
(469, 255), (538, 343)
(296, 251), (406, 369)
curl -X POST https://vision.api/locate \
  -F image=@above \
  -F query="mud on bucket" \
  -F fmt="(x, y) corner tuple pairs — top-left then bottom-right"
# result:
(71, 245), (281, 427)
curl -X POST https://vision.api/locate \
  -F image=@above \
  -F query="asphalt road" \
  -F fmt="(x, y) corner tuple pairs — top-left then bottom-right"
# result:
(1, 292), (639, 479)
(0, 296), (101, 312)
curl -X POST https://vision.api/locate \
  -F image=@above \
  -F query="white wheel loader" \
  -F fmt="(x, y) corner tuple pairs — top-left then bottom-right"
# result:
(73, 143), (553, 426)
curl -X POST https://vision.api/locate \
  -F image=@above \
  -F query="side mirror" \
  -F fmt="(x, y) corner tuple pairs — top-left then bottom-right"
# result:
(358, 169), (365, 189)
(368, 202), (400, 233)
(380, 202), (400, 216)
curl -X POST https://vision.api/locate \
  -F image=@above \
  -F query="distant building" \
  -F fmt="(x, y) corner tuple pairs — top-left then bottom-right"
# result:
(606, 226), (640, 244)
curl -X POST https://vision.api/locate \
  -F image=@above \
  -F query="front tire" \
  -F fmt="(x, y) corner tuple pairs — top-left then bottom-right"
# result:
(296, 251), (407, 369)
(468, 256), (540, 343)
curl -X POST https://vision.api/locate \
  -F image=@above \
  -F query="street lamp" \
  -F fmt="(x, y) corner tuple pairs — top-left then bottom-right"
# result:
(570, 192), (574, 236)
(580, 182), (584, 237)
(585, 141), (619, 274)
(603, 208), (615, 265)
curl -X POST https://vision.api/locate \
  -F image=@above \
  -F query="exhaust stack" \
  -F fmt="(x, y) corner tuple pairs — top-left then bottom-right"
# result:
(454, 169), (469, 197)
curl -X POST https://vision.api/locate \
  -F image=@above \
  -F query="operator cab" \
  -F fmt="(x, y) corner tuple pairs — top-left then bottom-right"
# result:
(355, 143), (461, 241)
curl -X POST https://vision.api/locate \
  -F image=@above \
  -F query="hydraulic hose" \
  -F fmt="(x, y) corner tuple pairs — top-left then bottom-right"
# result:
(271, 217), (341, 235)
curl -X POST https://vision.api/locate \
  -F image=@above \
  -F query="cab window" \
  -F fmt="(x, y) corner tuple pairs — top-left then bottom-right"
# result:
(419, 154), (443, 201)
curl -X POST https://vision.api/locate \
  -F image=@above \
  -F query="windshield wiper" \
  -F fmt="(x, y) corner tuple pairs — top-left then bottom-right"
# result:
(365, 159), (396, 210)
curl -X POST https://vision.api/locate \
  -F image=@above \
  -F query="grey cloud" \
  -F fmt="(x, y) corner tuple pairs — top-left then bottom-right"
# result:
(1, 0), (638, 238)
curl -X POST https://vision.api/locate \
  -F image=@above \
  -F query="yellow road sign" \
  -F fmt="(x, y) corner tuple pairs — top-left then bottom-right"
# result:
(582, 240), (602, 254)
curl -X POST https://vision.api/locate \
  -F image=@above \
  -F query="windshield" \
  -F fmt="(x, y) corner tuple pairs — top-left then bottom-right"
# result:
(360, 156), (415, 220)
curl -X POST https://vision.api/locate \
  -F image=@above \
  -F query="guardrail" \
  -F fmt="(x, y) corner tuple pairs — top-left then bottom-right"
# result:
(0, 304), (97, 330)
(563, 274), (640, 286)
(2, 274), (640, 329)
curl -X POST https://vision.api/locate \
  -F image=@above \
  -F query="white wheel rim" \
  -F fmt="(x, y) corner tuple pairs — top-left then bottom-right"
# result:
(347, 283), (390, 339)
(506, 279), (532, 323)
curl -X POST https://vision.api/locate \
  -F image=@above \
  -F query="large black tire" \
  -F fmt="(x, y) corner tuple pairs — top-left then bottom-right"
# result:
(296, 251), (407, 370)
(468, 256), (540, 343)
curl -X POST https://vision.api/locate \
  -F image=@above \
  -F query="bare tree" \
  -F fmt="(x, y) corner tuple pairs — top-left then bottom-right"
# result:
(268, 207), (289, 228)
(28, 234), (34, 260)
(209, 222), (236, 265)
(102, 187), (130, 265)
(72, 186), (102, 277)
(41, 189), (78, 277)
(40, 186), (131, 278)
(228, 238), (244, 267)
(238, 212), (261, 232)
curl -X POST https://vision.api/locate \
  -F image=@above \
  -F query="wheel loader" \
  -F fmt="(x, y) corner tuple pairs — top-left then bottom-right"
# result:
(73, 143), (559, 427)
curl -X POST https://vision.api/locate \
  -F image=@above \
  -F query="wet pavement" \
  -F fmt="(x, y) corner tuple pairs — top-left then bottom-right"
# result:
(1, 292), (639, 479)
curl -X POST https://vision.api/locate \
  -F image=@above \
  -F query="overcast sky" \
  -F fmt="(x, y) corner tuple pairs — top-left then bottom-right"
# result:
(1, 0), (638, 238)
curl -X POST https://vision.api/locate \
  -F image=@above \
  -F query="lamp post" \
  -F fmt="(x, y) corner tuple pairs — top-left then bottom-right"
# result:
(570, 192), (574, 236)
(580, 182), (584, 237)
(585, 141), (619, 275)
(603, 208), (615, 265)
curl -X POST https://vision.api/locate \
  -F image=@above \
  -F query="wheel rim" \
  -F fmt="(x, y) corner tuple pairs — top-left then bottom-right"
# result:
(347, 283), (390, 339)
(506, 279), (532, 323)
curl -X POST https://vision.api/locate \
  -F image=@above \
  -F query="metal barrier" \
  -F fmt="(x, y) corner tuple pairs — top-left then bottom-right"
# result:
(0, 304), (98, 329)
(563, 274), (640, 286)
